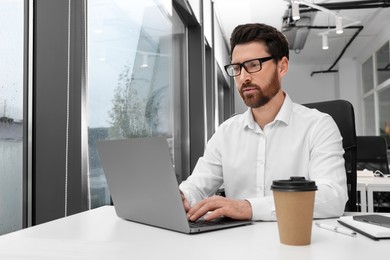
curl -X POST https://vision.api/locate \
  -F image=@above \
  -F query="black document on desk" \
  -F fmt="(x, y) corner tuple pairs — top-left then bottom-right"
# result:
(338, 215), (390, 240)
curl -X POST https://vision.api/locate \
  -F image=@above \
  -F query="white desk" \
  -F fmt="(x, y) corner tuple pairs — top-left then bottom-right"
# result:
(357, 176), (390, 212)
(0, 206), (389, 260)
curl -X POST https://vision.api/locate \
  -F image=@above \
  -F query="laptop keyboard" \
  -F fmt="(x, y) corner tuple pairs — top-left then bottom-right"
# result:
(189, 217), (238, 228)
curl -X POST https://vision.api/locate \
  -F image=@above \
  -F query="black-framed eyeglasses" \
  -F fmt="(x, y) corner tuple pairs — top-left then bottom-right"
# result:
(224, 56), (274, 77)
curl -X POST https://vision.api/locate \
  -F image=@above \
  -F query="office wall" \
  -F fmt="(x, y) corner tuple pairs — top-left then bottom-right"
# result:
(338, 58), (362, 135)
(284, 65), (339, 103)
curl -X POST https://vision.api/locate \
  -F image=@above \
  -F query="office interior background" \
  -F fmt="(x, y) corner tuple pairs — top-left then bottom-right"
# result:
(0, 0), (389, 236)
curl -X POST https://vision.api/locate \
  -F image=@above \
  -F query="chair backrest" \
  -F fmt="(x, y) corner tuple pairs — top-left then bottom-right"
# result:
(357, 136), (389, 175)
(303, 100), (357, 212)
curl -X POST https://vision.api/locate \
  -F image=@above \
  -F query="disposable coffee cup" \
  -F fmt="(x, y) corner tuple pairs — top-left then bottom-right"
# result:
(271, 176), (317, 246)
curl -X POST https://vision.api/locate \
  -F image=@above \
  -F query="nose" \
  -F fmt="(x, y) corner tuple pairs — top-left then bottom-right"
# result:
(237, 67), (252, 84)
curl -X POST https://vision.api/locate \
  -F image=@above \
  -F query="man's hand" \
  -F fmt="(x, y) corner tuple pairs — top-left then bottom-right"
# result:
(180, 191), (191, 213)
(186, 196), (252, 221)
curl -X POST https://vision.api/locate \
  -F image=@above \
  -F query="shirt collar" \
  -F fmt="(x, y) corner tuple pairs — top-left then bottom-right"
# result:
(274, 92), (293, 125)
(243, 92), (293, 130)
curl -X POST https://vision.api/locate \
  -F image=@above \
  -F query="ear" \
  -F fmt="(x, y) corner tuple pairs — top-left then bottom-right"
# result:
(278, 56), (289, 77)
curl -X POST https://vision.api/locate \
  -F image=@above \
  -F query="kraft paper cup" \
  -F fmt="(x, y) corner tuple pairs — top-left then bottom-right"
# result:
(271, 177), (317, 246)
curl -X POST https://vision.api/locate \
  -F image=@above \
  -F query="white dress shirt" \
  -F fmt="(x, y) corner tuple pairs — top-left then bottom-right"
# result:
(179, 93), (348, 221)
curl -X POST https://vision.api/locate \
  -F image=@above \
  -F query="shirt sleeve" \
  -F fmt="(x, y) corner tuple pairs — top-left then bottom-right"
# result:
(246, 196), (276, 221)
(308, 114), (348, 218)
(179, 130), (224, 207)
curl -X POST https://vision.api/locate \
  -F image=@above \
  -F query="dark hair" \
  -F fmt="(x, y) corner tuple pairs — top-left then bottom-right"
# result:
(229, 23), (289, 61)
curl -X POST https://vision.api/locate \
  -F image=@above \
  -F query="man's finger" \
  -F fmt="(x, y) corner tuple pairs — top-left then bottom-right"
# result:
(187, 197), (223, 221)
(180, 193), (191, 212)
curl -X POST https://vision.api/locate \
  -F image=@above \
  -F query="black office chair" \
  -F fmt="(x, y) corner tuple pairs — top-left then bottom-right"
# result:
(304, 100), (357, 212)
(356, 136), (389, 175)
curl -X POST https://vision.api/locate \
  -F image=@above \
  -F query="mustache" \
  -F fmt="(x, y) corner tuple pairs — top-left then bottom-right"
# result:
(240, 83), (260, 91)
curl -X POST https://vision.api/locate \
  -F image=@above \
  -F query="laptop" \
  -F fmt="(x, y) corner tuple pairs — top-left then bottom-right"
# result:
(96, 137), (253, 234)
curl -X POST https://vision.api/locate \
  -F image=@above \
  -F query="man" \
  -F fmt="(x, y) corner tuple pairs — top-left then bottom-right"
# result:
(179, 23), (348, 221)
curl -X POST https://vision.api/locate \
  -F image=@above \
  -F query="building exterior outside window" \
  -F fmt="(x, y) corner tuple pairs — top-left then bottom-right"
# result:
(0, 0), (24, 235)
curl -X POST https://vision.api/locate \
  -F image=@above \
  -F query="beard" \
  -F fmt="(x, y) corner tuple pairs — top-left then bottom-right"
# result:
(239, 69), (281, 108)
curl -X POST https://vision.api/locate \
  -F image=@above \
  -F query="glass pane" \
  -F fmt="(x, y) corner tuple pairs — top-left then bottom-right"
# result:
(87, 0), (187, 208)
(363, 94), (375, 135)
(376, 41), (390, 86)
(362, 57), (374, 94)
(0, 0), (24, 235)
(378, 86), (390, 145)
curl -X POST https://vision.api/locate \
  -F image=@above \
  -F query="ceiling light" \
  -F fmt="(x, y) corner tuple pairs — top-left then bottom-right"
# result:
(322, 34), (329, 50)
(336, 16), (343, 34)
(292, 1), (300, 20)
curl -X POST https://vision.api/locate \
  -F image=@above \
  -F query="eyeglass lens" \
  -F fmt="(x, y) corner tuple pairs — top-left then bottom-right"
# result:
(225, 57), (273, 77)
(233, 60), (261, 75)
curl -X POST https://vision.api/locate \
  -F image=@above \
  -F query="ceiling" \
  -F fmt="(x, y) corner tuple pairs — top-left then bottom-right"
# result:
(213, 0), (390, 69)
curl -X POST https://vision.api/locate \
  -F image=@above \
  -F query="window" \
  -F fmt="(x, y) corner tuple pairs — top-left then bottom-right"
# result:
(376, 42), (390, 145)
(376, 42), (390, 86)
(0, 0), (24, 235)
(378, 86), (390, 145)
(361, 40), (390, 143)
(87, 0), (188, 208)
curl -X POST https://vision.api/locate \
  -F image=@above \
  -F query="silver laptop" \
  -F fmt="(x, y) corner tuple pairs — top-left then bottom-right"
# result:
(96, 137), (252, 234)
